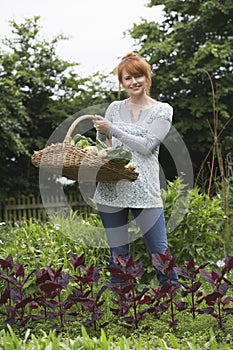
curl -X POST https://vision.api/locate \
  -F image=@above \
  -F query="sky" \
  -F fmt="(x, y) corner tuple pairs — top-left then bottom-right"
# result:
(1, 0), (164, 76)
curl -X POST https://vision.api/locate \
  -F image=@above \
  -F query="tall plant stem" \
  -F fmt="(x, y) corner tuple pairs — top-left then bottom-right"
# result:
(196, 70), (231, 255)
(217, 295), (223, 329)
(58, 293), (64, 328)
(132, 287), (138, 329)
(191, 280), (196, 319)
(170, 293), (176, 328)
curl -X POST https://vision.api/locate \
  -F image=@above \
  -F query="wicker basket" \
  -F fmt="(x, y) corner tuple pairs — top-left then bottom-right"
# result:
(31, 114), (139, 182)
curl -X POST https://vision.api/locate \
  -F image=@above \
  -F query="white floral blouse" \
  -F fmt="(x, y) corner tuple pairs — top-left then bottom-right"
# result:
(94, 100), (173, 208)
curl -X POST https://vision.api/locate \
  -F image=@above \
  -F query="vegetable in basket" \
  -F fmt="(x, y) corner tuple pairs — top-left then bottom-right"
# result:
(102, 146), (132, 166)
(71, 133), (95, 148)
(71, 134), (133, 167)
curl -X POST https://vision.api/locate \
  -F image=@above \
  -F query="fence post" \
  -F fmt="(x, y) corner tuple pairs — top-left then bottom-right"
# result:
(0, 202), (4, 222)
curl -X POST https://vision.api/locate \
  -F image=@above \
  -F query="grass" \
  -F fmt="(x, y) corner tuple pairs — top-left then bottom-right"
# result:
(0, 323), (233, 349)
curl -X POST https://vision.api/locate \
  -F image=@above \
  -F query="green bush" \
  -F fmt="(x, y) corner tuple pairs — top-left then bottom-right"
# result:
(164, 178), (225, 265)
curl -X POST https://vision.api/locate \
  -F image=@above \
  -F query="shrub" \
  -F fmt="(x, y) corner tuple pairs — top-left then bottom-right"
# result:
(164, 178), (225, 265)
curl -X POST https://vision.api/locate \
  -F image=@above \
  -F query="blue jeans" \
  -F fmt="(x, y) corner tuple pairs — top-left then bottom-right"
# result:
(97, 205), (178, 284)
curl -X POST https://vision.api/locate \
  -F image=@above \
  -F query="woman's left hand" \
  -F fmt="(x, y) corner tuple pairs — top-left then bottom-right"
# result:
(93, 116), (111, 134)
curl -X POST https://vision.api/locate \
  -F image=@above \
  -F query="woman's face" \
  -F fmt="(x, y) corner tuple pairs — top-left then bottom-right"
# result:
(121, 68), (148, 97)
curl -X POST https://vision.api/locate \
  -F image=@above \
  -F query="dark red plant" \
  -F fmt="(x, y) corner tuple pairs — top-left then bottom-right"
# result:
(0, 254), (35, 326)
(70, 253), (85, 271)
(0, 251), (232, 333)
(35, 266), (71, 329)
(69, 253), (107, 330)
(175, 258), (208, 318)
(199, 255), (233, 329)
(107, 254), (151, 329)
(151, 280), (181, 328)
(152, 248), (177, 277)
(152, 249), (180, 328)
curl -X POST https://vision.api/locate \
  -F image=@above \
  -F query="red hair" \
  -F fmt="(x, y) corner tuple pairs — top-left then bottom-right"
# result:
(117, 52), (151, 95)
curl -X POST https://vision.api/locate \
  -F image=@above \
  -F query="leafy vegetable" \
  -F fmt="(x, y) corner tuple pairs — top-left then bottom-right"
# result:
(71, 134), (95, 148)
(71, 134), (132, 166)
(104, 146), (132, 166)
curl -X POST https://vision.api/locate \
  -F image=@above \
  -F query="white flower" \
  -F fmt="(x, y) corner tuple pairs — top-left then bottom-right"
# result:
(216, 259), (225, 267)
(54, 224), (61, 230)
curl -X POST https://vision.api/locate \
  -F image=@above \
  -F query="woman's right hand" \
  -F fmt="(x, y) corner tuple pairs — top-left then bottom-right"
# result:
(93, 115), (111, 134)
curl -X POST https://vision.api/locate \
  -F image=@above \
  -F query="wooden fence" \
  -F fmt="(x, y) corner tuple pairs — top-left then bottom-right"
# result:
(0, 192), (93, 223)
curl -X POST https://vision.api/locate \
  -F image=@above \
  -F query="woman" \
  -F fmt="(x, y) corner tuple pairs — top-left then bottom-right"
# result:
(93, 52), (178, 284)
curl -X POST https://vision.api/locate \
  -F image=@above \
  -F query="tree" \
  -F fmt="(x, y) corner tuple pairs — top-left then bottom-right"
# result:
(0, 17), (111, 200)
(129, 0), (233, 179)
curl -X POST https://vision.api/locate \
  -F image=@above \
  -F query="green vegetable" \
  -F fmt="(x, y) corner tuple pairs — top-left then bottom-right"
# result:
(72, 134), (95, 149)
(95, 139), (108, 149)
(104, 146), (132, 166)
(71, 134), (132, 166)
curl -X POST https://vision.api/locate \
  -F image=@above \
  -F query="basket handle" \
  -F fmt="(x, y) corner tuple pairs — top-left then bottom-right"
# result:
(64, 114), (98, 143)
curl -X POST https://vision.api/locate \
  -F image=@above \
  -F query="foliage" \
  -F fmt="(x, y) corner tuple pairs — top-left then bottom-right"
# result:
(106, 254), (150, 330)
(69, 253), (108, 330)
(132, 177), (226, 282)
(163, 177), (225, 264)
(0, 17), (112, 201)
(199, 256), (233, 329)
(0, 319), (232, 350)
(0, 218), (110, 274)
(175, 258), (208, 319)
(0, 254), (36, 326)
(0, 250), (232, 334)
(0, 177), (229, 276)
(129, 0), (233, 175)
(208, 152), (233, 255)
(0, 218), (232, 348)
(0, 325), (148, 350)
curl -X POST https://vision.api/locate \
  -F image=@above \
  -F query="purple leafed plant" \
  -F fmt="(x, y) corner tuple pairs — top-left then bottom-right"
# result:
(152, 248), (177, 278)
(152, 249), (180, 328)
(69, 253), (107, 330)
(199, 256), (233, 329)
(0, 251), (232, 332)
(0, 254), (35, 326)
(175, 258), (208, 318)
(107, 254), (151, 329)
(35, 265), (71, 329)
